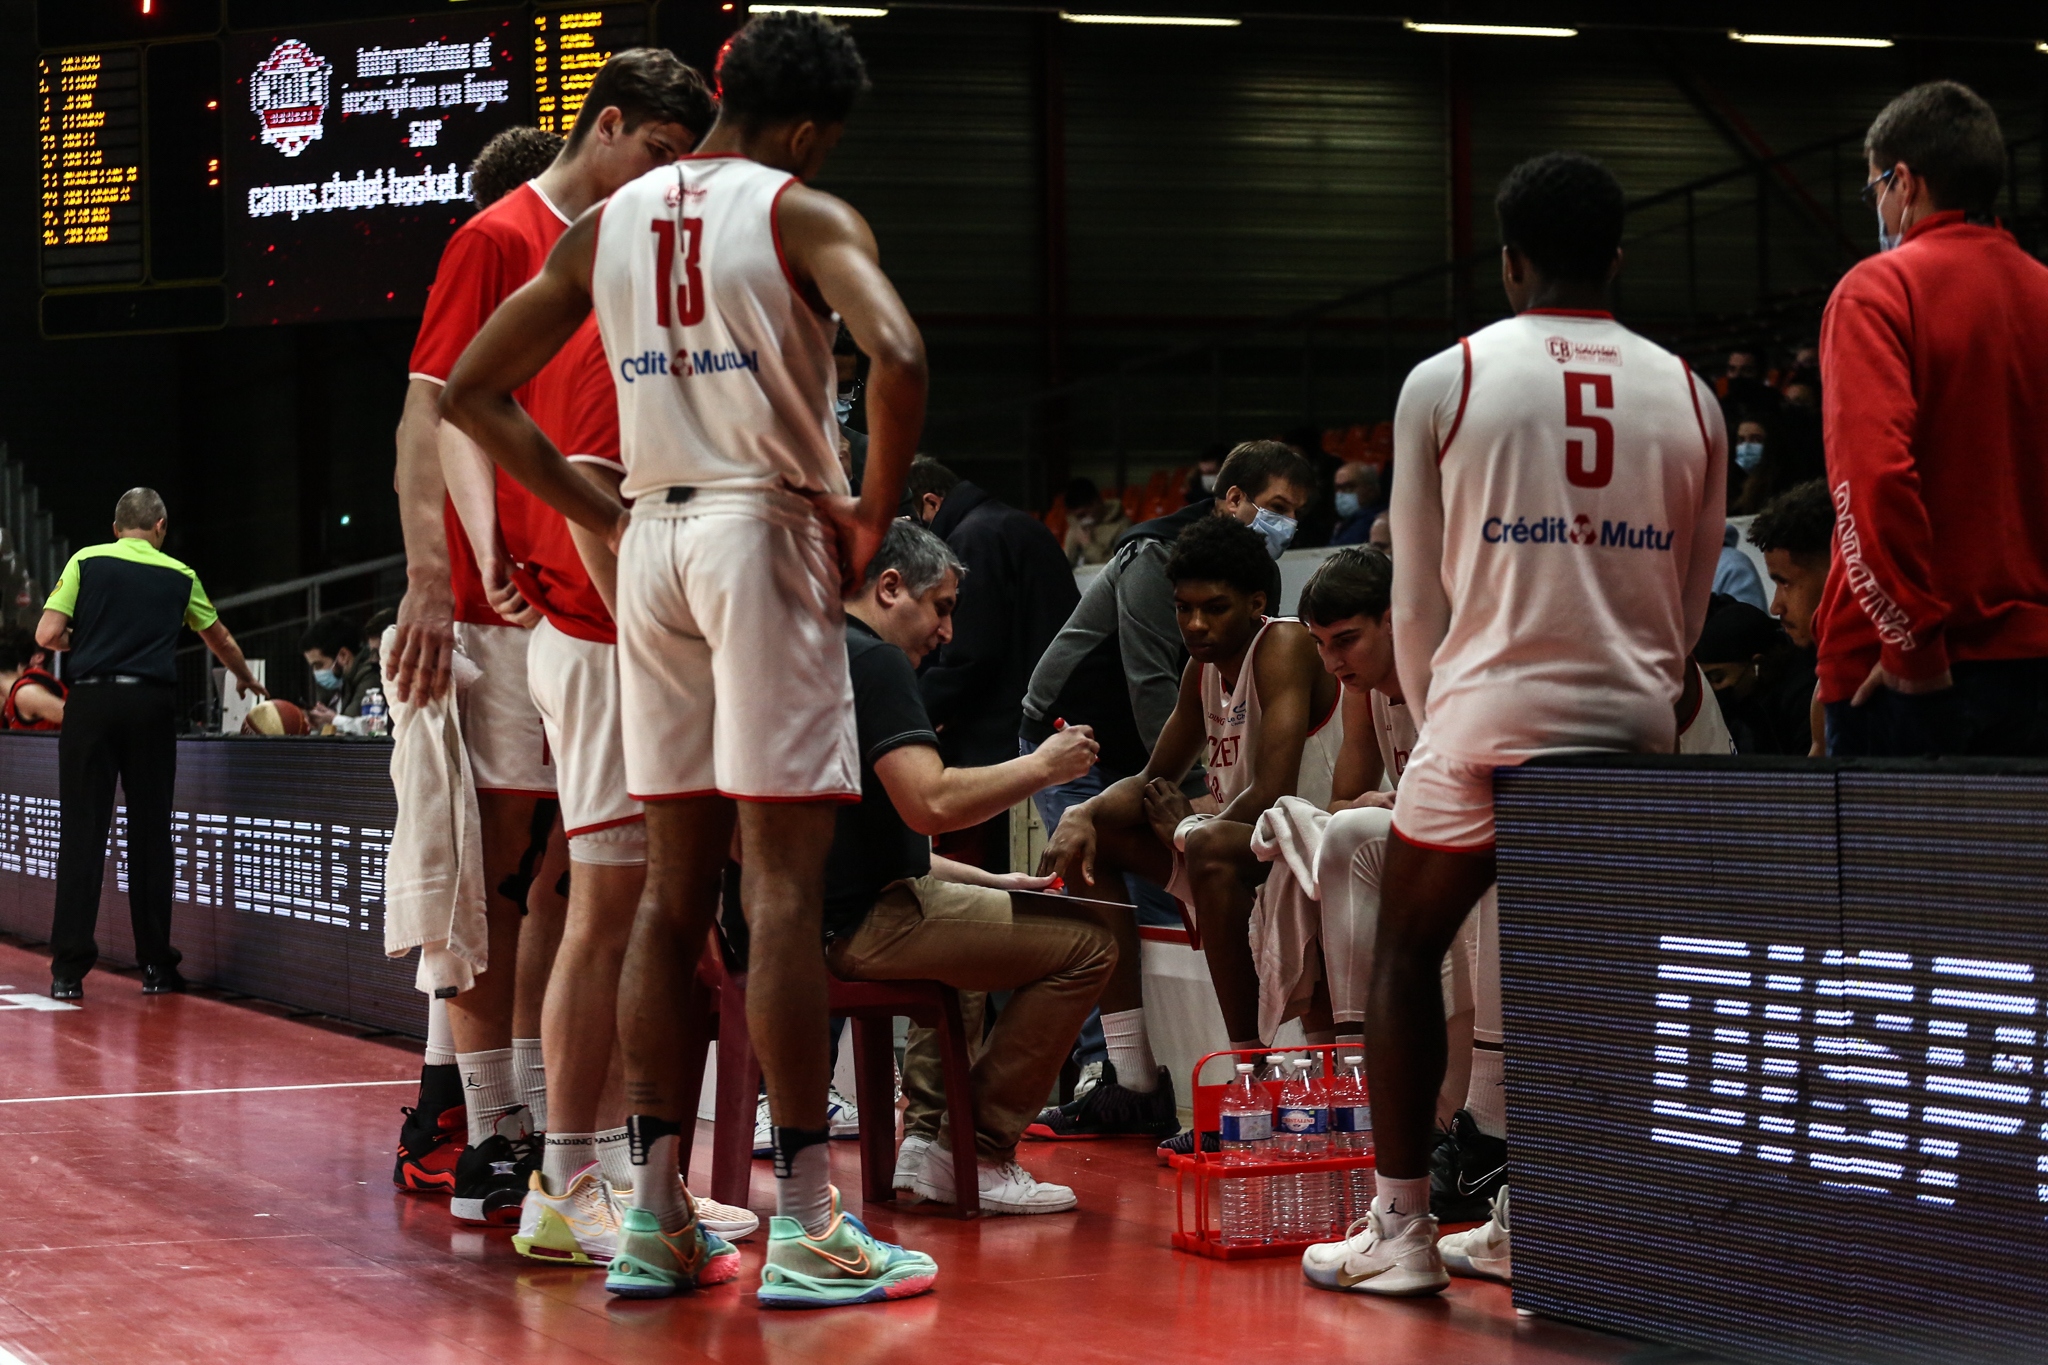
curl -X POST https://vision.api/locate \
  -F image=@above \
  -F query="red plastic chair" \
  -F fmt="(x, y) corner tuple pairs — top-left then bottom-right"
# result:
(709, 962), (981, 1216)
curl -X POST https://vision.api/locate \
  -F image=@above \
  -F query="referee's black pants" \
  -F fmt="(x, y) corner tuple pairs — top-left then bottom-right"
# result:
(49, 681), (179, 982)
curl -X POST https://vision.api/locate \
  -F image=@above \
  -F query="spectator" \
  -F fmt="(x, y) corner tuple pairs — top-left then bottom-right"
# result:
(1059, 477), (1129, 567)
(1695, 593), (1810, 754)
(1729, 406), (1825, 514)
(1368, 509), (1392, 556)
(0, 626), (64, 730)
(1748, 479), (1833, 756)
(908, 458), (1079, 867)
(1326, 463), (1380, 546)
(1720, 344), (1777, 415)
(1713, 524), (1770, 612)
(300, 612), (381, 727)
(1181, 443), (1226, 505)
(1820, 80), (2048, 757)
(1780, 380), (1818, 411)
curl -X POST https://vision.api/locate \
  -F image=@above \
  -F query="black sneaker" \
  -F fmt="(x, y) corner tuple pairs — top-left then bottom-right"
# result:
(449, 1106), (537, 1226)
(1430, 1109), (1507, 1222)
(1155, 1128), (1219, 1165)
(50, 977), (82, 1001)
(1023, 1065), (1178, 1140)
(142, 965), (186, 994)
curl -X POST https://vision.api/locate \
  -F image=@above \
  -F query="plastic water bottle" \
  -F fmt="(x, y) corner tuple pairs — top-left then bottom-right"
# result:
(1328, 1054), (1375, 1223)
(1217, 1062), (1272, 1246)
(1276, 1058), (1333, 1238)
(360, 688), (388, 737)
(1258, 1055), (1291, 1237)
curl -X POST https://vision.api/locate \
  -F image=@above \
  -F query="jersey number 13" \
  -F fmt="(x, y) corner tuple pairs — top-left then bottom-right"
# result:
(650, 219), (705, 327)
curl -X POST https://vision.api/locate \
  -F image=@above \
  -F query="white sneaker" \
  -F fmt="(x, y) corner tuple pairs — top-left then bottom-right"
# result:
(893, 1133), (933, 1199)
(1072, 1060), (1105, 1101)
(913, 1143), (1078, 1215)
(513, 1164), (620, 1266)
(1438, 1185), (1511, 1282)
(601, 1177), (761, 1241)
(1301, 1209), (1450, 1296)
(752, 1095), (773, 1157)
(827, 1086), (860, 1139)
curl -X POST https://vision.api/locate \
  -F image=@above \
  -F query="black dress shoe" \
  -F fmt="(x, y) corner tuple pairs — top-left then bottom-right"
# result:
(50, 977), (82, 1001)
(142, 966), (187, 995)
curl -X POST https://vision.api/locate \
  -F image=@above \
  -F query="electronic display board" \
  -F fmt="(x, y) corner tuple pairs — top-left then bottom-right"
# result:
(225, 13), (523, 325)
(1494, 755), (2048, 1365)
(534, 5), (651, 137)
(40, 48), (145, 288)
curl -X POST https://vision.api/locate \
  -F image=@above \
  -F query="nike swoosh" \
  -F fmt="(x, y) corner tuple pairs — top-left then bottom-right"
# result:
(1457, 1164), (1505, 1195)
(804, 1241), (873, 1277)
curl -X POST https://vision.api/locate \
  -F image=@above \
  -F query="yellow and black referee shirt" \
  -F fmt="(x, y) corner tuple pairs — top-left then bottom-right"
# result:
(45, 539), (218, 685)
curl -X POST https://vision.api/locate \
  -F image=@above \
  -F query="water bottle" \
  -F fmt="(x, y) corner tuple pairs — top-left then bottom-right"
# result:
(361, 688), (388, 737)
(1217, 1062), (1272, 1246)
(1258, 1055), (1291, 1237)
(1276, 1058), (1333, 1238)
(1328, 1054), (1375, 1223)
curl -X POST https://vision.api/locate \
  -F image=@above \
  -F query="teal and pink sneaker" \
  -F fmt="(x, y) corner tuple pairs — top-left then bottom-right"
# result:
(603, 1205), (742, 1298)
(757, 1188), (938, 1309)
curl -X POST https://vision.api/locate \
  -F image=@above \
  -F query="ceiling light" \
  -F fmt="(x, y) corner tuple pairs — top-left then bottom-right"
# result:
(747, 4), (889, 16)
(2036, 41), (2048, 54)
(1729, 31), (1893, 48)
(1059, 12), (1242, 26)
(1403, 21), (1577, 38)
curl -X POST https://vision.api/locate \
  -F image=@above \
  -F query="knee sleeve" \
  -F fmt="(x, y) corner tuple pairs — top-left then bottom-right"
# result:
(1317, 806), (1393, 1026)
(569, 820), (647, 867)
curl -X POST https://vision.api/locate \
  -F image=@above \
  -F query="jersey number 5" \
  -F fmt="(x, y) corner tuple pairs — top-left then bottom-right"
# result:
(1563, 371), (1615, 488)
(650, 218), (705, 327)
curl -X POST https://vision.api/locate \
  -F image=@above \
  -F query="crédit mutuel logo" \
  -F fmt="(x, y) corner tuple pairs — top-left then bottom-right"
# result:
(617, 348), (761, 383)
(1483, 512), (1676, 550)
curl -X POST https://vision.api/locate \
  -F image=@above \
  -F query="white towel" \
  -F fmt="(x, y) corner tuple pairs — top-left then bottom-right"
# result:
(1248, 795), (1333, 1043)
(378, 625), (488, 996)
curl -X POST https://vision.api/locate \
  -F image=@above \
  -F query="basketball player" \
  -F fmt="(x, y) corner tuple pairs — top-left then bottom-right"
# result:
(385, 53), (714, 1224)
(440, 14), (934, 1306)
(1031, 514), (1343, 1139)
(1301, 152), (1724, 1298)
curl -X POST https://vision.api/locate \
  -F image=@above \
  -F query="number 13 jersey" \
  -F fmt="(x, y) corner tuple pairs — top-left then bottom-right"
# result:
(1389, 309), (1726, 764)
(592, 155), (847, 501)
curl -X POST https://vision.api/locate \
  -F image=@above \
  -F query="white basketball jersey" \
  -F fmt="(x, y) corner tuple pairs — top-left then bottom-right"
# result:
(1389, 310), (1726, 764)
(1199, 619), (1344, 811)
(1371, 688), (1416, 787)
(592, 156), (846, 500)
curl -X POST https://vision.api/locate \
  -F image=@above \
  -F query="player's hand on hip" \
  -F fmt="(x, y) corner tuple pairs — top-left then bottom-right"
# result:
(1035, 724), (1099, 784)
(1851, 661), (1954, 706)
(1037, 810), (1098, 888)
(390, 579), (456, 705)
(481, 555), (542, 630)
(815, 493), (886, 595)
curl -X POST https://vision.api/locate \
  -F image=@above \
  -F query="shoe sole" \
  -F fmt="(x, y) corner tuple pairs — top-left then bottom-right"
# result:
(511, 1235), (609, 1267)
(449, 1197), (523, 1227)
(1302, 1263), (1450, 1297)
(605, 1250), (743, 1297)
(1441, 1250), (1510, 1283)
(394, 1169), (458, 1194)
(756, 1271), (936, 1309)
(909, 1177), (1076, 1216)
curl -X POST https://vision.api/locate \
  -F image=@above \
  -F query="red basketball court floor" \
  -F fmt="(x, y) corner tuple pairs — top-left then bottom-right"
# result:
(0, 938), (1644, 1365)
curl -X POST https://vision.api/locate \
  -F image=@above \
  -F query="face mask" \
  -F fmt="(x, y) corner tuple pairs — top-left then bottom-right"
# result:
(1874, 176), (1903, 252)
(834, 391), (855, 420)
(1200, 473), (1218, 493)
(314, 667), (342, 691)
(1734, 441), (1765, 472)
(1251, 505), (1296, 559)
(1333, 491), (1361, 520)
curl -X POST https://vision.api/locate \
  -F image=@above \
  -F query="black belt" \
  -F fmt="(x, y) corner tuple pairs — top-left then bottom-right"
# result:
(666, 486), (696, 504)
(73, 674), (155, 686)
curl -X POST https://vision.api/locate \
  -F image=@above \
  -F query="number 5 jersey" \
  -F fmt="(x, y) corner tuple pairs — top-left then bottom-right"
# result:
(1388, 309), (1727, 764)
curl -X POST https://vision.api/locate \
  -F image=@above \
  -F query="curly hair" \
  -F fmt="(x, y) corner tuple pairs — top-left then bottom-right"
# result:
(1165, 514), (1274, 599)
(1748, 478), (1835, 558)
(717, 12), (870, 126)
(1300, 546), (1392, 626)
(1495, 151), (1626, 285)
(470, 127), (563, 208)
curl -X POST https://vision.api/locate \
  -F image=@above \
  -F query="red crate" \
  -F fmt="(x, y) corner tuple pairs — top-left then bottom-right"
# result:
(1169, 1046), (1376, 1261)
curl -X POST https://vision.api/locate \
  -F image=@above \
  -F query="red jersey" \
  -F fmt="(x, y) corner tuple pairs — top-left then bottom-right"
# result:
(409, 181), (573, 625)
(1815, 212), (2048, 700)
(496, 320), (621, 644)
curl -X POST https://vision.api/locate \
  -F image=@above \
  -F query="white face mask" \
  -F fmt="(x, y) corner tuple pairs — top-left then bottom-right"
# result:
(1200, 473), (1219, 493)
(1874, 173), (1903, 252)
(1250, 505), (1296, 559)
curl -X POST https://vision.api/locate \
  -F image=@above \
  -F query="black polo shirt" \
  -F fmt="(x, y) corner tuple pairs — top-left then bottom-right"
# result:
(821, 617), (941, 938)
(45, 538), (218, 685)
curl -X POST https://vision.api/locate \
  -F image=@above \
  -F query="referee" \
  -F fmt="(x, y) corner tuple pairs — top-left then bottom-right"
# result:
(35, 489), (265, 1001)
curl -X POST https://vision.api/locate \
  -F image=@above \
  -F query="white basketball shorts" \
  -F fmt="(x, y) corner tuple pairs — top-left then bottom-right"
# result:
(526, 618), (640, 839)
(615, 487), (859, 803)
(1388, 733), (1502, 854)
(455, 620), (555, 796)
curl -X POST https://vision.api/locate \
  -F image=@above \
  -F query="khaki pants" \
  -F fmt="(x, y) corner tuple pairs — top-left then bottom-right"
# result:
(826, 875), (1115, 1162)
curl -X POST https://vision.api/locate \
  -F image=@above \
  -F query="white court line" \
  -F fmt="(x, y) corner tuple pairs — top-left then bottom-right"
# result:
(0, 1079), (415, 1106)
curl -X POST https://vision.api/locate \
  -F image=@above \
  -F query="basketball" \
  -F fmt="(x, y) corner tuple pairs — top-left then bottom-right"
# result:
(241, 698), (310, 736)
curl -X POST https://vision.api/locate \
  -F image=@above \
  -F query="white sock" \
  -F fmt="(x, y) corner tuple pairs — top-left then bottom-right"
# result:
(1102, 1009), (1159, 1093)
(424, 995), (456, 1068)
(1467, 1045), (1507, 1139)
(513, 1037), (547, 1132)
(629, 1133), (691, 1231)
(1372, 1176), (1432, 1233)
(456, 1048), (520, 1145)
(595, 1126), (635, 1191)
(542, 1132), (595, 1196)
(776, 1141), (834, 1237)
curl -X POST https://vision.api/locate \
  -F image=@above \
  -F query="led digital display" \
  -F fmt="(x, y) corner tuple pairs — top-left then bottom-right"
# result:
(534, 5), (650, 137)
(1496, 757), (2048, 1365)
(225, 14), (522, 325)
(40, 48), (145, 288)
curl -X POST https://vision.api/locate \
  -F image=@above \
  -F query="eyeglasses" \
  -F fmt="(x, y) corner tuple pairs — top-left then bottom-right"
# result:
(1860, 167), (1896, 208)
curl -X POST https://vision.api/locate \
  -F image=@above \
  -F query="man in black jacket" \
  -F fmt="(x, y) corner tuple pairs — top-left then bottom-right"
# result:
(908, 460), (1079, 868)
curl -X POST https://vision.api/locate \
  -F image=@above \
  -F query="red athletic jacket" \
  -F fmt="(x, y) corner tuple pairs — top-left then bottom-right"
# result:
(1815, 211), (2048, 702)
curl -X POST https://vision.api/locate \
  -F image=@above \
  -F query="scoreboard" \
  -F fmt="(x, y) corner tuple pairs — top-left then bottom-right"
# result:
(34, 1), (662, 337)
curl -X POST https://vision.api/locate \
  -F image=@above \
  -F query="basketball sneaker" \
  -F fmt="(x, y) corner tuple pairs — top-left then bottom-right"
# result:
(892, 1133), (932, 1199)
(912, 1144), (1077, 1215)
(753, 1095), (774, 1159)
(1430, 1109), (1507, 1222)
(1301, 1209), (1450, 1297)
(392, 1103), (466, 1193)
(604, 1206), (743, 1298)
(826, 1086), (861, 1139)
(449, 1106), (537, 1227)
(756, 1188), (938, 1309)
(1023, 1065), (1177, 1140)
(604, 1178), (761, 1243)
(513, 1165), (619, 1266)
(1438, 1185), (1512, 1282)
(1154, 1128), (1219, 1165)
